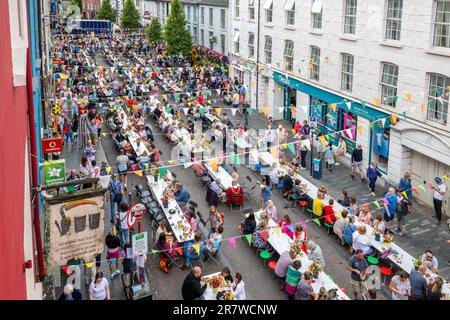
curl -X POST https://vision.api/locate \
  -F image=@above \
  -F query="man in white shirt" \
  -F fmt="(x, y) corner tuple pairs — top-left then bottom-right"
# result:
(432, 177), (446, 225)
(265, 125), (275, 150)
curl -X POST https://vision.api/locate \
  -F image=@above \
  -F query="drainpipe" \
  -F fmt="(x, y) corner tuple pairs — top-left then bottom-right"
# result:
(27, 46), (46, 279)
(255, 0), (261, 111)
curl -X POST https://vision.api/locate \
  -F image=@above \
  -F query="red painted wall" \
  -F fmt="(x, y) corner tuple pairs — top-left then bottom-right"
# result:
(0, 0), (29, 299)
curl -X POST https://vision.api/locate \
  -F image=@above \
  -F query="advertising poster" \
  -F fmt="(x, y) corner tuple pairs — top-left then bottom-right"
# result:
(47, 196), (105, 269)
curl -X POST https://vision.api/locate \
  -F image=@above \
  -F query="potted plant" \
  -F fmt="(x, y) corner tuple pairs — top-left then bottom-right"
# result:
(207, 275), (224, 294)
(308, 260), (322, 279)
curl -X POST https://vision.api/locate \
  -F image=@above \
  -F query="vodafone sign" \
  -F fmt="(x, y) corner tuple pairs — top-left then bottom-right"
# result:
(42, 138), (63, 154)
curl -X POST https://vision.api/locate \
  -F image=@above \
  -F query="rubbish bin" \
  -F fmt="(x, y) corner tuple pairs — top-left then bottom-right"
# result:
(312, 159), (322, 180)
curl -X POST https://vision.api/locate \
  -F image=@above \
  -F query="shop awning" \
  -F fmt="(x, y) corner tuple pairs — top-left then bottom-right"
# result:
(264, 0), (273, 10)
(233, 31), (240, 42)
(284, 0), (295, 10)
(311, 0), (323, 13)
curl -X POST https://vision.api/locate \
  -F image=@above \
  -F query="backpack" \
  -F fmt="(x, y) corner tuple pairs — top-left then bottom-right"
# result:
(159, 257), (170, 273)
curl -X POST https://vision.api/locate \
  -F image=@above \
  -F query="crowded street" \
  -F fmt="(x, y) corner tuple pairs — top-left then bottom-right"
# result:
(1, 0), (450, 307)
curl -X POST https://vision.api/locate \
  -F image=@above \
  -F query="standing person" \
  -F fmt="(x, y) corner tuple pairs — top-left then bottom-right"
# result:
(397, 191), (412, 236)
(324, 142), (335, 173)
(260, 176), (272, 209)
(72, 114), (79, 143)
(432, 177), (446, 225)
(409, 265), (428, 300)
(231, 273), (246, 300)
(116, 148), (129, 190)
(389, 271), (411, 300)
(107, 174), (123, 224)
(63, 118), (74, 145)
(231, 90), (240, 114)
(299, 136), (308, 169)
(383, 187), (398, 230)
(366, 160), (380, 197)
(105, 226), (121, 280)
(285, 260), (302, 300)
(83, 139), (96, 164)
(59, 284), (82, 301)
(95, 114), (103, 140)
(307, 241), (326, 268)
(88, 118), (98, 145)
(181, 266), (207, 300)
(398, 172), (412, 202)
(265, 125), (275, 150)
(351, 144), (365, 182)
(89, 272), (110, 300)
(334, 137), (347, 166)
(117, 202), (130, 247)
(346, 249), (369, 300)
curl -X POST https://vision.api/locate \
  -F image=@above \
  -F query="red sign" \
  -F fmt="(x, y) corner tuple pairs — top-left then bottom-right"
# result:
(129, 203), (146, 219)
(42, 138), (63, 154)
(126, 211), (137, 229)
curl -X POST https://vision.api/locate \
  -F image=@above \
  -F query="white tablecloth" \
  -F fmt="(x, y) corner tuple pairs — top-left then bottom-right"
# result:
(259, 152), (276, 166)
(254, 210), (350, 300)
(127, 131), (149, 157)
(205, 164), (233, 190)
(146, 174), (194, 243)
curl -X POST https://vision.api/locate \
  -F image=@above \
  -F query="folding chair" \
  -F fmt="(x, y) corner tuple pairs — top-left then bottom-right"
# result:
(205, 242), (222, 266)
(188, 254), (205, 270)
(229, 195), (243, 213)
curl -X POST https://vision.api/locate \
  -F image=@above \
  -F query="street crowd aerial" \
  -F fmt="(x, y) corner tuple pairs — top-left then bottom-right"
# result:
(38, 4), (449, 302)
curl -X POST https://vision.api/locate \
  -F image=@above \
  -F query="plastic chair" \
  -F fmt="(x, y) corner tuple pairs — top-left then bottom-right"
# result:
(307, 208), (314, 220)
(268, 261), (277, 270)
(380, 266), (392, 287)
(229, 195), (244, 213)
(367, 256), (379, 266)
(259, 250), (272, 267)
(324, 222), (334, 235)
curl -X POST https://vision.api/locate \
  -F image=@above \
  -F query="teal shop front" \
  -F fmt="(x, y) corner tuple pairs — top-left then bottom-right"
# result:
(273, 72), (391, 173)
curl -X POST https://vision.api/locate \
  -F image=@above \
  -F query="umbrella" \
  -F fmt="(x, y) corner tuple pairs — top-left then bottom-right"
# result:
(54, 73), (69, 80)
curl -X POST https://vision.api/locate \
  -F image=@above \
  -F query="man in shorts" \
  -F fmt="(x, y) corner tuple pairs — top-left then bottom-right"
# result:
(351, 144), (365, 182)
(116, 148), (129, 190)
(347, 249), (369, 300)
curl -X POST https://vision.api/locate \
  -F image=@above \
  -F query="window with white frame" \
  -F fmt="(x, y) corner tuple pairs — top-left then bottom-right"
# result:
(285, 0), (296, 26)
(433, 1), (450, 48)
(264, 0), (273, 23)
(233, 29), (240, 54)
(187, 6), (191, 21)
(221, 9), (226, 29)
(221, 34), (226, 54)
(194, 7), (198, 22)
(380, 62), (399, 107)
(9, 0), (28, 86)
(209, 8), (214, 26)
(248, 32), (255, 59)
(310, 46), (321, 81)
(249, 0), (255, 21)
(264, 35), (272, 64)
(201, 7), (205, 24)
(201, 29), (205, 45)
(209, 31), (214, 49)
(193, 26), (198, 44)
(235, 0), (240, 19)
(385, 0), (403, 41)
(311, 0), (323, 30)
(341, 53), (354, 92)
(284, 40), (294, 71)
(343, 0), (357, 34)
(427, 73), (449, 125)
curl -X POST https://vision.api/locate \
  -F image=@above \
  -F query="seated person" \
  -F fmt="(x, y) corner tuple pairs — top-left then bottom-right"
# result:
(282, 170), (295, 197)
(202, 226), (223, 260)
(183, 209), (197, 233)
(174, 183), (191, 207)
(252, 221), (271, 251)
(193, 161), (207, 177)
(155, 233), (179, 261)
(239, 212), (256, 235)
(352, 226), (373, 256)
(264, 200), (278, 221)
(137, 150), (150, 168)
(312, 193), (325, 217)
(226, 180), (244, 206)
(323, 199), (337, 225)
(182, 232), (204, 270)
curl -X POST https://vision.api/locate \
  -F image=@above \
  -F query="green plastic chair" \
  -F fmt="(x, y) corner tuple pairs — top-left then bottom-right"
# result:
(324, 222), (333, 235)
(367, 256), (379, 265)
(259, 250), (272, 267)
(306, 208), (313, 220)
(327, 273), (335, 282)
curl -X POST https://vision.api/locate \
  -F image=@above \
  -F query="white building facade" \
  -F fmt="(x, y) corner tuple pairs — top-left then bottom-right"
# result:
(146, 0), (229, 55)
(231, 0), (450, 215)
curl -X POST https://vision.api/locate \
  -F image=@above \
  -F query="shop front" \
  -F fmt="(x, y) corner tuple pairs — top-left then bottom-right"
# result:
(273, 71), (391, 173)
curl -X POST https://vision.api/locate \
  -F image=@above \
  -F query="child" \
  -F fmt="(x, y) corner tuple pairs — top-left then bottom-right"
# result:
(323, 199), (337, 225)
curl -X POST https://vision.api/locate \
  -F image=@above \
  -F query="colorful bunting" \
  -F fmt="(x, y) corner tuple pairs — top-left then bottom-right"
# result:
(312, 218), (321, 226)
(228, 237), (237, 249)
(245, 234), (252, 246)
(192, 244), (200, 255)
(287, 143), (297, 155)
(159, 166), (168, 177)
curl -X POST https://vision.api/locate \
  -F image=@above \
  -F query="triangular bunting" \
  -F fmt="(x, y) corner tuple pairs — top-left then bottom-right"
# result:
(175, 247), (183, 256)
(274, 227), (281, 237)
(159, 166), (168, 177)
(374, 201), (380, 209)
(287, 143), (297, 155)
(245, 234), (252, 246)
(134, 170), (143, 177)
(231, 108), (237, 116)
(228, 237), (237, 249)
(312, 218), (321, 226)
(261, 231), (267, 243)
(192, 244), (200, 255)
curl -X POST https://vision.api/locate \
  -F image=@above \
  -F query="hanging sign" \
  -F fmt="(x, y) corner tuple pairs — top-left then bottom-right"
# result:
(42, 138), (63, 154)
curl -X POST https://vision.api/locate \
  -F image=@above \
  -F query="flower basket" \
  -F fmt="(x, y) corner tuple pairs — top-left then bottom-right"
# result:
(308, 259), (322, 277)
